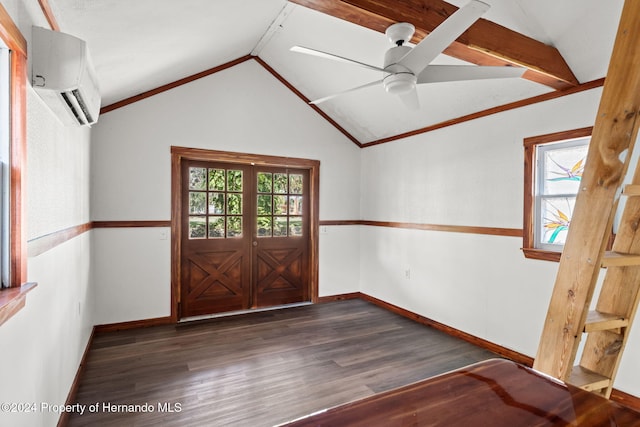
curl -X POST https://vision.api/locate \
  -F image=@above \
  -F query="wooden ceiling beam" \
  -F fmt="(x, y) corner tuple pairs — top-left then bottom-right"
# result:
(288, 0), (579, 90)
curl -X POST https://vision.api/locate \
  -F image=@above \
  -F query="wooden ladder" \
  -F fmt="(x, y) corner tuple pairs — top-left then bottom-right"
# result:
(533, 0), (640, 398)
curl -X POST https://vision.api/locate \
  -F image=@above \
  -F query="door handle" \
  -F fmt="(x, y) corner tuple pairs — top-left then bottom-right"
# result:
(253, 241), (258, 247)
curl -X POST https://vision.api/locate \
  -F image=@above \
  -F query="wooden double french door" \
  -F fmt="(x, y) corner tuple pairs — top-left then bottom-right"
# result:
(179, 159), (311, 317)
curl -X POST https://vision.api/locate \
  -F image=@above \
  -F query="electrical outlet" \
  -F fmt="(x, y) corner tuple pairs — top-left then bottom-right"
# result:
(405, 269), (411, 280)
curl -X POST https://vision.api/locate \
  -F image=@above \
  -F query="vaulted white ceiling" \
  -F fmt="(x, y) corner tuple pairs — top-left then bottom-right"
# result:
(49, 0), (624, 144)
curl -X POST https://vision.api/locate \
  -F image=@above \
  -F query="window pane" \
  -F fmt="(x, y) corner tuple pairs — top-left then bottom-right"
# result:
(227, 193), (242, 215)
(189, 192), (206, 214)
(208, 216), (225, 238)
(227, 170), (243, 192)
(227, 216), (242, 238)
(189, 167), (206, 190)
(289, 217), (303, 236)
(208, 168), (225, 191)
(289, 195), (303, 215)
(257, 195), (272, 215)
(189, 217), (206, 239)
(274, 216), (288, 237)
(274, 195), (287, 215)
(541, 197), (575, 245)
(257, 217), (272, 237)
(290, 174), (303, 194)
(258, 172), (272, 193)
(274, 173), (288, 193)
(543, 145), (587, 195)
(208, 192), (224, 214)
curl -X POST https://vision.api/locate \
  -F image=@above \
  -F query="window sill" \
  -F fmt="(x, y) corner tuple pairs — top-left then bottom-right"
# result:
(0, 282), (37, 327)
(522, 248), (562, 262)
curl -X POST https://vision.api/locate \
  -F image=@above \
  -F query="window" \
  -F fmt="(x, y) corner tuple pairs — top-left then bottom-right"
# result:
(0, 4), (31, 327)
(256, 171), (304, 238)
(1, 45), (9, 287)
(523, 127), (592, 261)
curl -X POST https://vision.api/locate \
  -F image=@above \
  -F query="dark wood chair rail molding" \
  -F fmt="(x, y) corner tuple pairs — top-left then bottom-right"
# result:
(27, 219), (521, 261)
(92, 220), (172, 228)
(321, 219), (523, 238)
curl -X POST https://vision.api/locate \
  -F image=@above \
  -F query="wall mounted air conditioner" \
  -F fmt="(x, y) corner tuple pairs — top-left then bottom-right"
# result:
(31, 26), (101, 126)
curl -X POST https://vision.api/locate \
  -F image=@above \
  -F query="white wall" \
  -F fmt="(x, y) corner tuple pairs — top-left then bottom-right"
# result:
(0, 1), (94, 424)
(90, 59), (361, 324)
(359, 87), (640, 396)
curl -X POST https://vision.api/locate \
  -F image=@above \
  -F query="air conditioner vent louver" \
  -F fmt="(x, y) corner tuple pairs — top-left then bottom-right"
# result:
(31, 26), (101, 127)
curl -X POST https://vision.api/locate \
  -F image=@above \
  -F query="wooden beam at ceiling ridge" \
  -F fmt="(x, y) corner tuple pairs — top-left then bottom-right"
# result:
(288, 0), (579, 90)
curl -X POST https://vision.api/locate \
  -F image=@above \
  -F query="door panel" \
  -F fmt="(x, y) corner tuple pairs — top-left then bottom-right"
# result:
(180, 161), (252, 317)
(253, 168), (310, 307)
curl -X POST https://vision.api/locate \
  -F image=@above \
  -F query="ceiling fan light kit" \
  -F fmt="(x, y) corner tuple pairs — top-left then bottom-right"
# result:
(291, 0), (524, 109)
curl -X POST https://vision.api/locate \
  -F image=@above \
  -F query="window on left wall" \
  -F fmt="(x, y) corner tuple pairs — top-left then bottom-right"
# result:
(0, 4), (31, 328)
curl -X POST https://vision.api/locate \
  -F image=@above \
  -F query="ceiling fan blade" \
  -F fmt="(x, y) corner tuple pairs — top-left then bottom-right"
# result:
(291, 46), (387, 73)
(417, 64), (525, 84)
(398, 88), (420, 110)
(310, 80), (383, 105)
(398, 0), (490, 75)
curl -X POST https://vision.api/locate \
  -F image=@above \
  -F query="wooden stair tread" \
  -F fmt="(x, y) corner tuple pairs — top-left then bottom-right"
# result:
(569, 366), (611, 391)
(584, 310), (629, 332)
(600, 251), (640, 267)
(623, 184), (640, 196)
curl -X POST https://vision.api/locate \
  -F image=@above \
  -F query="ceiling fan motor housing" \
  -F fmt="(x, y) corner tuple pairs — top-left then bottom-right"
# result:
(383, 45), (416, 95)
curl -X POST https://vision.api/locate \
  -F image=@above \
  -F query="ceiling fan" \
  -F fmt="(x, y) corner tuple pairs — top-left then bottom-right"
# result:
(290, 0), (525, 110)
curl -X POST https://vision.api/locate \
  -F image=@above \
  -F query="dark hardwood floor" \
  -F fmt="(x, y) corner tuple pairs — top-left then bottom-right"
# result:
(67, 299), (498, 426)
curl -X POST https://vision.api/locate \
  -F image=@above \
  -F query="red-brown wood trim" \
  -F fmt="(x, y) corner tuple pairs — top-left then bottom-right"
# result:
(0, 4), (26, 55)
(94, 316), (174, 333)
(610, 389), (640, 413)
(92, 220), (171, 228)
(171, 146), (321, 168)
(359, 292), (535, 366)
(0, 282), (37, 327)
(523, 126), (594, 148)
(37, 0), (60, 32)
(289, 0), (578, 90)
(57, 326), (94, 427)
(9, 44), (27, 289)
(521, 248), (562, 263)
(100, 55), (254, 114)
(27, 223), (92, 258)
(363, 78), (605, 147)
(319, 220), (362, 226)
(253, 56), (362, 148)
(359, 220), (522, 237)
(1, 4), (28, 290)
(316, 292), (361, 303)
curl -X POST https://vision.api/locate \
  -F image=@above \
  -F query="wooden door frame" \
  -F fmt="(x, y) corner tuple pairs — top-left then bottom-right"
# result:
(170, 146), (320, 321)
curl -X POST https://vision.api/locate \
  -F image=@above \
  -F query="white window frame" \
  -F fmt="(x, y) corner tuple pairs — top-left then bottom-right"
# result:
(534, 137), (590, 252)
